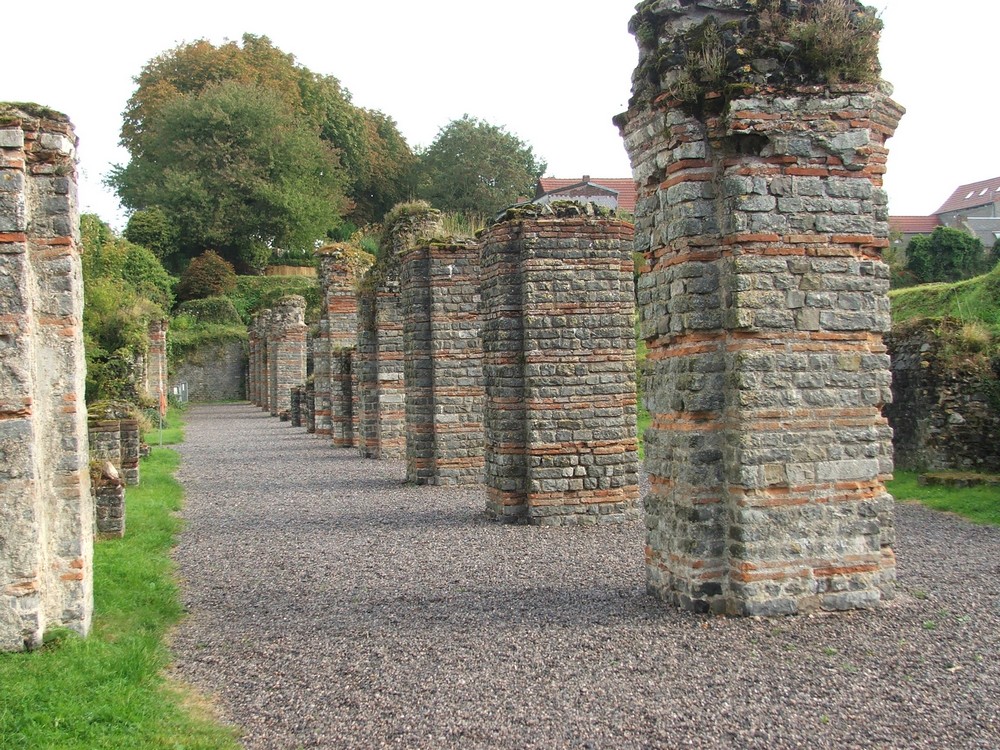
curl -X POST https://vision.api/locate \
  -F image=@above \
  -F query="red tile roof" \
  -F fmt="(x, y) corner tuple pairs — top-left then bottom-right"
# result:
(537, 177), (637, 214)
(889, 215), (940, 234)
(934, 176), (1000, 215)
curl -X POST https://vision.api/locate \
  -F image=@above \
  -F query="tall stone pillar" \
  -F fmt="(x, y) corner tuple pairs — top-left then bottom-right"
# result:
(248, 314), (261, 405)
(618, 0), (900, 614)
(400, 238), (484, 485)
(0, 105), (92, 651)
(356, 206), (442, 460)
(267, 296), (307, 419)
(480, 203), (640, 525)
(144, 318), (168, 404)
(317, 243), (374, 448)
(257, 309), (273, 412)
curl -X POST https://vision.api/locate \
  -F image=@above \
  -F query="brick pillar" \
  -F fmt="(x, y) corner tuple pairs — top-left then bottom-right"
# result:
(312, 319), (331, 434)
(145, 319), (168, 404)
(256, 309), (273, 412)
(317, 244), (373, 446)
(618, 1), (900, 614)
(401, 239), (485, 485)
(267, 296), (307, 419)
(480, 204), (640, 525)
(248, 314), (261, 405)
(356, 208), (442, 460)
(0, 105), (92, 651)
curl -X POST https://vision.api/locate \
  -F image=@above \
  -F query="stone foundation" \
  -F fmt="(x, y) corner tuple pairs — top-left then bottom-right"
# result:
(618, 1), (899, 614)
(400, 238), (485, 485)
(0, 105), (92, 650)
(480, 204), (640, 524)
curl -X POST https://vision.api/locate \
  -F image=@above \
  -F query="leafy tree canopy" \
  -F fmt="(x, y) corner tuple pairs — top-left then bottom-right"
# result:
(176, 250), (238, 302)
(111, 34), (416, 270)
(905, 226), (990, 284)
(415, 115), (546, 216)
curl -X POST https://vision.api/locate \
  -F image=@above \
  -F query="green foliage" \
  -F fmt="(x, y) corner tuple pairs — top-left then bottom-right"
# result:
(167, 314), (247, 366)
(415, 115), (546, 216)
(112, 34), (415, 267)
(905, 226), (989, 284)
(111, 79), (348, 272)
(176, 250), (238, 302)
(81, 214), (174, 403)
(890, 263), (1000, 335)
(0, 444), (241, 749)
(230, 275), (321, 323)
(887, 471), (1000, 527)
(174, 295), (242, 325)
(123, 207), (179, 267)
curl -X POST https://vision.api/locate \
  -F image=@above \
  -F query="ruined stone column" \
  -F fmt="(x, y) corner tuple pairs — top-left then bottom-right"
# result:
(266, 296), (307, 419)
(312, 318), (332, 434)
(480, 203), (640, 525)
(248, 314), (261, 405)
(356, 206), (442, 460)
(143, 318), (168, 404)
(256, 309), (273, 412)
(0, 105), (92, 650)
(400, 238), (485, 485)
(618, 0), (900, 614)
(317, 244), (374, 448)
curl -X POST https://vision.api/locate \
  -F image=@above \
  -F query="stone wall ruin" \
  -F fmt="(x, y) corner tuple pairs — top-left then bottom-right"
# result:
(0, 105), (92, 651)
(618, 0), (900, 614)
(266, 296), (307, 419)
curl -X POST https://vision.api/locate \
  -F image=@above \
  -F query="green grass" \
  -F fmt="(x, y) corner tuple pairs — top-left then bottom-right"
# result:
(145, 405), (186, 447)
(0, 438), (239, 749)
(890, 263), (1000, 334)
(887, 471), (1000, 526)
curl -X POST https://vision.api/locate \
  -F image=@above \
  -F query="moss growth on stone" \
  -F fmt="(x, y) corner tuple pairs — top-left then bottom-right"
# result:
(629, 0), (883, 115)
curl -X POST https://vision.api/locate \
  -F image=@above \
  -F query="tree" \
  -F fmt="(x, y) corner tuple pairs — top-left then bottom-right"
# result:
(113, 34), (416, 261)
(176, 250), (238, 302)
(123, 207), (178, 266)
(111, 80), (348, 272)
(905, 226), (989, 284)
(415, 115), (546, 216)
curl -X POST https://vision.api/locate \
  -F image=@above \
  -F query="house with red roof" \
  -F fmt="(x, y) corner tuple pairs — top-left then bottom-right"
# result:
(890, 175), (1000, 250)
(534, 176), (637, 215)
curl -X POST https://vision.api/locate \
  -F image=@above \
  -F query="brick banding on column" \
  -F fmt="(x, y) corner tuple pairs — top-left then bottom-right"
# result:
(1, 104), (93, 650)
(480, 202), (640, 525)
(266, 296), (307, 420)
(400, 236), (485, 485)
(617, 0), (900, 615)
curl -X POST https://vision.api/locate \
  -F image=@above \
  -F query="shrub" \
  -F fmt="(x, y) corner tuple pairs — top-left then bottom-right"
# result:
(174, 296), (242, 325)
(176, 250), (238, 301)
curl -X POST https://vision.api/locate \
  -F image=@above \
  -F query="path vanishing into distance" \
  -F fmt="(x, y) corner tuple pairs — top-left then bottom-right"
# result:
(171, 403), (1000, 750)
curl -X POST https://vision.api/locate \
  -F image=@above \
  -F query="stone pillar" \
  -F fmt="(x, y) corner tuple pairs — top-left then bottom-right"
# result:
(480, 203), (640, 525)
(144, 318), (168, 404)
(312, 318), (332, 434)
(88, 414), (126, 539)
(356, 207), (442, 460)
(0, 105), (92, 651)
(401, 239), (485, 485)
(256, 309), (273, 412)
(248, 314), (261, 405)
(618, 0), (900, 614)
(317, 244), (374, 448)
(267, 296), (307, 419)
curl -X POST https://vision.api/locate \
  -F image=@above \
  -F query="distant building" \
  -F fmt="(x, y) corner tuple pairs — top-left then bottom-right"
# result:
(534, 176), (637, 214)
(891, 175), (1000, 249)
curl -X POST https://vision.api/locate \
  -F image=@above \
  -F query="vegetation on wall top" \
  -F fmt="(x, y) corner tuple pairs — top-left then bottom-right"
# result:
(629, 0), (883, 114)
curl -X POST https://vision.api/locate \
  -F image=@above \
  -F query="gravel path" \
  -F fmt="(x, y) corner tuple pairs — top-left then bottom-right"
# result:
(171, 403), (1000, 749)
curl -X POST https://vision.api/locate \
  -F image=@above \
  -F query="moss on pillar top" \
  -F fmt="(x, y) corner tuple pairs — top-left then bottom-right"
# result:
(627, 0), (883, 114)
(490, 200), (619, 226)
(0, 102), (70, 126)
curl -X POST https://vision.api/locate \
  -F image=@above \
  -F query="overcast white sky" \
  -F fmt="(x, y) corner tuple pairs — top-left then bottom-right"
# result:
(4, 0), (997, 227)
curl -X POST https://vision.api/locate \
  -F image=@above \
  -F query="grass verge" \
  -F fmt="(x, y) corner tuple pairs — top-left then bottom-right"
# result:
(0, 413), (239, 750)
(887, 470), (1000, 526)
